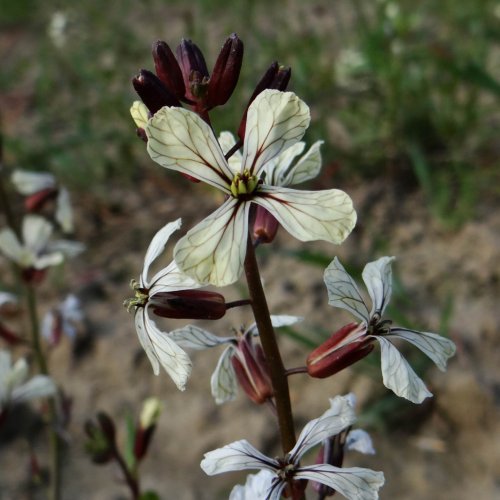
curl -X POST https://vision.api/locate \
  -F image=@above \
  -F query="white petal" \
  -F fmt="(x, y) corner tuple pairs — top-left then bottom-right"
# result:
(0, 292), (17, 308)
(45, 240), (84, 259)
(169, 325), (234, 350)
(218, 131), (242, 174)
(211, 345), (238, 404)
(241, 90), (310, 176)
(200, 439), (279, 476)
(362, 257), (395, 317)
(263, 141), (305, 185)
(130, 100), (149, 129)
(0, 228), (25, 264)
(141, 219), (182, 287)
(149, 260), (203, 294)
(55, 188), (74, 233)
(346, 429), (376, 455)
(11, 170), (55, 195)
(0, 350), (12, 387)
(8, 358), (29, 388)
(295, 464), (384, 500)
(174, 199), (249, 286)
(376, 336), (432, 404)
(255, 186), (356, 245)
(146, 106), (233, 192)
(11, 375), (57, 403)
(277, 140), (324, 186)
(229, 470), (276, 500)
(134, 307), (192, 391)
(270, 315), (304, 327)
(33, 252), (64, 269)
(324, 257), (371, 323)
(289, 394), (356, 462)
(22, 215), (53, 255)
(387, 328), (456, 372)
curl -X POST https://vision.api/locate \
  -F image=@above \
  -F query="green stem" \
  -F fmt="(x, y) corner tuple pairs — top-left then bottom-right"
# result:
(244, 235), (296, 453)
(26, 285), (61, 500)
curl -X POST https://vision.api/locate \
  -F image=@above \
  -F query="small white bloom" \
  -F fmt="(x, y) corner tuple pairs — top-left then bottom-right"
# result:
(201, 394), (384, 500)
(145, 89), (356, 286)
(125, 219), (202, 391)
(0, 215), (83, 270)
(42, 294), (84, 343)
(0, 350), (56, 409)
(323, 256), (457, 403)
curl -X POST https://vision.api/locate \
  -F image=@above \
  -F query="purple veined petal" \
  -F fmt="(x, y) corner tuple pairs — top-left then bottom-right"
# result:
(211, 345), (238, 404)
(362, 257), (395, 317)
(11, 375), (57, 403)
(149, 259), (202, 294)
(280, 140), (323, 186)
(141, 219), (182, 287)
(146, 106), (233, 192)
(130, 101), (149, 129)
(174, 198), (250, 286)
(134, 306), (192, 390)
(262, 141), (306, 185)
(294, 464), (385, 500)
(169, 325), (234, 350)
(288, 394), (356, 463)
(375, 336), (432, 404)
(254, 186), (356, 245)
(218, 131), (243, 174)
(11, 170), (56, 195)
(346, 429), (376, 455)
(200, 439), (279, 476)
(22, 215), (53, 255)
(229, 470), (276, 500)
(241, 90), (310, 177)
(323, 257), (371, 324)
(386, 328), (456, 372)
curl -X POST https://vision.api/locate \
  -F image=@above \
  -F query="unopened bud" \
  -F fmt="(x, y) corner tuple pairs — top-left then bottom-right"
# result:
(132, 69), (181, 114)
(139, 397), (163, 430)
(84, 412), (116, 464)
(176, 39), (209, 102)
(150, 290), (226, 320)
(206, 33), (244, 109)
(253, 206), (279, 244)
(25, 187), (59, 212)
(307, 323), (374, 379)
(152, 41), (186, 99)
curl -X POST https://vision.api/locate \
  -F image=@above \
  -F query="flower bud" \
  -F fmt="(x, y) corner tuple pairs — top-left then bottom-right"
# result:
(132, 69), (181, 114)
(139, 397), (163, 429)
(232, 336), (273, 405)
(84, 412), (116, 464)
(206, 33), (244, 109)
(150, 290), (226, 320)
(253, 206), (279, 244)
(25, 187), (59, 212)
(176, 39), (210, 102)
(152, 41), (186, 100)
(307, 323), (374, 379)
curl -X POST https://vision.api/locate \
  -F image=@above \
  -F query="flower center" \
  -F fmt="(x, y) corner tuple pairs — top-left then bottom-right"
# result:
(230, 169), (259, 199)
(123, 279), (149, 312)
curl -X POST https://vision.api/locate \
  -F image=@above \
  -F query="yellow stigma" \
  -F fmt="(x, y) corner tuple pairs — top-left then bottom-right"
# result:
(230, 169), (259, 198)
(123, 279), (149, 313)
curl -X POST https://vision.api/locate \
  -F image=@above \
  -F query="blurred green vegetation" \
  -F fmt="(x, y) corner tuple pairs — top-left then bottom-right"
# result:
(1, 0), (498, 224)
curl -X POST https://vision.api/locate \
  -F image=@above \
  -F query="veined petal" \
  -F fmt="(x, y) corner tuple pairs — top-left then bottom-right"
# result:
(11, 375), (57, 403)
(11, 170), (56, 195)
(255, 186), (356, 246)
(22, 215), (53, 255)
(289, 394), (356, 463)
(387, 328), (456, 372)
(33, 252), (64, 269)
(149, 260), (202, 294)
(146, 106), (233, 192)
(134, 307), (192, 391)
(211, 345), (238, 404)
(375, 336), (432, 404)
(0, 228), (25, 264)
(230, 470), (276, 500)
(274, 140), (323, 186)
(346, 429), (376, 455)
(241, 89), (310, 176)
(218, 131), (242, 174)
(7, 358), (29, 388)
(130, 100), (150, 129)
(295, 464), (384, 500)
(142, 219), (183, 287)
(169, 325), (234, 350)
(55, 188), (74, 233)
(362, 257), (395, 317)
(174, 199), (249, 286)
(245, 315), (304, 337)
(324, 257), (371, 323)
(200, 439), (279, 476)
(263, 141), (305, 185)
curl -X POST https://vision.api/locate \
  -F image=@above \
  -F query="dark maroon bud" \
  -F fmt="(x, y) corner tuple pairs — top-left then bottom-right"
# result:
(150, 290), (226, 320)
(307, 323), (374, 379)
(24, 187), (59, 213)
(84, 414), (116, 464)
(152, 41), (186, 100)
(133, 425), (155, 462)
(132, 69), (181, 114)
(136, 127), (148, 143)
(206, 33), (244, 109)
(253, 206), (279, 244)
(0, 322), (23, 345)
(97, 412), (116, 445)
(176, 39), (210, 102)
(21, 268), (47, 285)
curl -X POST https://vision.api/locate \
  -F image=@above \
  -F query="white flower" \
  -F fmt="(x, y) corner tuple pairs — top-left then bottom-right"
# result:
(200, 394), (384, 500)
(42, 294), (84, 344)
(125, 219), (202, 391)
(323, 256), (457, 403)
(169, 315), (302, 404)
(145, 89), (356, 286)
(0, 350), (56, 409)
(0, 215), (83, 270)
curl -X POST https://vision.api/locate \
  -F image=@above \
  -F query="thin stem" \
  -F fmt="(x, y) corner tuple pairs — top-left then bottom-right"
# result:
(243, 235), (296, 453)
(26, 285), (61, 500)
(113, 450), (140, 500)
